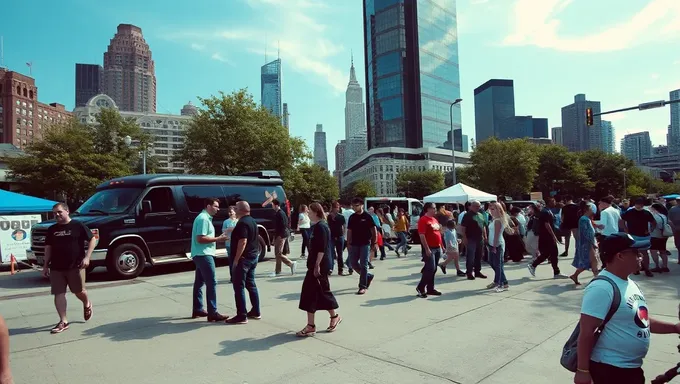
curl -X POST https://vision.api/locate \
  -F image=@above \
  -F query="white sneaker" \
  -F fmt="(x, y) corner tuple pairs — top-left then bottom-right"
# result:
(494, 286), (506, 293)
(290, 261), (297, 275)
(527, 264), (536, 277)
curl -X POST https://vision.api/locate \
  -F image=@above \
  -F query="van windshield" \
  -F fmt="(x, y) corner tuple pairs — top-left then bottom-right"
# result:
(75, 188), (143, 215)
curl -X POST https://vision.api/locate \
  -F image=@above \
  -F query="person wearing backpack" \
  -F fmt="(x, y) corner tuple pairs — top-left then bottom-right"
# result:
(573, 233), (680, 384)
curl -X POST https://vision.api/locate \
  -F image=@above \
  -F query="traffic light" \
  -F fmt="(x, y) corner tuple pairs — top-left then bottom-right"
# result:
(586, 107), (593, 126)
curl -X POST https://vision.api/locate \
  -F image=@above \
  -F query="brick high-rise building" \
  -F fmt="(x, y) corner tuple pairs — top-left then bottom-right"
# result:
(0, 69), (73, 149)
(102, 24), (157, 113)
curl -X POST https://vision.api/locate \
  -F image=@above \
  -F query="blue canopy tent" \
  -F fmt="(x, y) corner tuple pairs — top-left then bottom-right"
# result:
(662, 194), (680, 200)
(0, 190), (58, 214)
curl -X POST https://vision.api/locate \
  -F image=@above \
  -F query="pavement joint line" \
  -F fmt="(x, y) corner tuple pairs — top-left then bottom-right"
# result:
(0, 279), (142, 301)
(473, 320), (577, 384)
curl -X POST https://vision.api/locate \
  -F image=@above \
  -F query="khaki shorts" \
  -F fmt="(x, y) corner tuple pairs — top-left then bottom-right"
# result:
(50, 268), (86, 295)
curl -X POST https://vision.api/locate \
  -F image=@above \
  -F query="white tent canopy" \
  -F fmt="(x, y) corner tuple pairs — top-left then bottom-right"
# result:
(424, 183), (497, 204)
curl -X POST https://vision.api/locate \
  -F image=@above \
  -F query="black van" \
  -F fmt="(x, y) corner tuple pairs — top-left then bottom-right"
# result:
(27, 171), (289, 279)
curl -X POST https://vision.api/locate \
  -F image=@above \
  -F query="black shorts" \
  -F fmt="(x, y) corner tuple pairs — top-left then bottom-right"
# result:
(650, 237), (667, 251)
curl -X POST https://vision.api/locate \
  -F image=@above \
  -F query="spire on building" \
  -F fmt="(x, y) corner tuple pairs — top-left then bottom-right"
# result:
(349, 50), (358, 85)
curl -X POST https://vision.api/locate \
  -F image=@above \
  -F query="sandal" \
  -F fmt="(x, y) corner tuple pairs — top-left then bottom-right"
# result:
(327, 314), (342, 332)
(295, 324), (316, 337)
(84, 302), (93, 321)
(569, 275), (581, 286)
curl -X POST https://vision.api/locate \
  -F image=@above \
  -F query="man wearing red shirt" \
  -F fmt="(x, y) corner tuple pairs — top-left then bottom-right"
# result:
(417, 202), (443, 298)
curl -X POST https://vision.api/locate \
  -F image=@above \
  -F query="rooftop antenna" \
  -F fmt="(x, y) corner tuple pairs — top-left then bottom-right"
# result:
(0, 36), (5, 69)
(265, 33), (268, 63)
(277, 40), (280, 60)
(351, 49), (353, 66)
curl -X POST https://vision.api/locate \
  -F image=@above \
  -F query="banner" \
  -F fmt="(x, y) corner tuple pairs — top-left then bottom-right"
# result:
(0, 215), (41, 263)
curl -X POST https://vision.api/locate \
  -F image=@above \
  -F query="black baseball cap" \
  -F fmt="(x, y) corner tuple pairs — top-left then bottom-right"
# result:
(600, 233), (650, 260)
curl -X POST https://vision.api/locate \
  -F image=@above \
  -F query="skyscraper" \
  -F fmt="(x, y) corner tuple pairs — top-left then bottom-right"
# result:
(102, 24), (156, 113)
(622, 132), (652, 165)
(561, 94), (601, 152)
(75, 64), (102, 107)
(282, 103), (289, 130)
(668, 89), (680, 153)
(344, 55), (367, 165)
(314, 124), (328, 170)
(601, 120), (615, 154)
(261, 59), (282, 119)
(474, 79), (516, 142)
(532, 118), (549, 138)
(363, 0), (461, 150)
(334, 140), (347, 189)
(551, 127), (563, 146)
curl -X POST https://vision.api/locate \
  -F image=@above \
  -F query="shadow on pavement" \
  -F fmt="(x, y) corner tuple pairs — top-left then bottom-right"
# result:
(215, 331), (303, 356)
(385, 273), (420, 283)
(361, 294), (419, 307)
(82, 316), (212, 341)
(10, 320), (86, 336)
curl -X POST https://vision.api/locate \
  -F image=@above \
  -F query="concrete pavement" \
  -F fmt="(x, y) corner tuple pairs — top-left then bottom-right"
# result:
(2, 246), (679, 384)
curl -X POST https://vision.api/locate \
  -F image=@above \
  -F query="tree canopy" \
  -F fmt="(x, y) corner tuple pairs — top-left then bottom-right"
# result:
(340, 180), (376, 203)
(395, 169), (445, 199)
(284, 163), (339, 209)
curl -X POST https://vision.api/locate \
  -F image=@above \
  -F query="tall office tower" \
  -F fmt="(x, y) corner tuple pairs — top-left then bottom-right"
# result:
(334, 140), (347, 190)
(561, 94), (602, 152)
(102, 24), (156, 112)
(344, 55), (367, 165)
(532, 118), (548, 138)
(474, 79), (516, 142)
(363, 0), (461, 149)
(75, 64), (103, 107)
(551, 127), (563, 145)
(180, 101), (198, 116)
(601, 120), (615, 154)
(621, 132), (652, 165)
(314, 124), (328, 169)
(282, 103), (289, 130)
(668, 89), (680, 153)
(261, 59), (282, 119)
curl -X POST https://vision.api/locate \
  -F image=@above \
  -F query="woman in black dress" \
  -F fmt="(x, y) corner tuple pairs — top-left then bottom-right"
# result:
(296, 202), (341, 337)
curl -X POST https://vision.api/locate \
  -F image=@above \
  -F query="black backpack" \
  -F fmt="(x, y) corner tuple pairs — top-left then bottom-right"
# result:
(560, 275), (621, 372)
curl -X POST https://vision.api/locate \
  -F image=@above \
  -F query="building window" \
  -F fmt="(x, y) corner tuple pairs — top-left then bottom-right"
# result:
(16, 86), (20, 95)
(23, 88), (27, 97)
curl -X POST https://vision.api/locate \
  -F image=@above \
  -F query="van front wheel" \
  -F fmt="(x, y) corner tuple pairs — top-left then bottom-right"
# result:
(257, 235), (267, 262)
(107, 243), (146, 280)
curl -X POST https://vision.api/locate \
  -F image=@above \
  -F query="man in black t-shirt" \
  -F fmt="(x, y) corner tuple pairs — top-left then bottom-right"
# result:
(528, 201), (565, 278)
(621, 197), (657, 277)
(460, 200), (488, 280)
(227, 201), (262, 324)
(328, 201), (347, 275)
(272, 199), (295, 276)
(44, 202), (96, 334)
(560, 195), (579, 257)
(347, 197), (377, 294)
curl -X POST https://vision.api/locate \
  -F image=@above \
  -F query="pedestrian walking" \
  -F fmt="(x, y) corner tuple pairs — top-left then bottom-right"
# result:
(459, 200), (488, 280)
(416, 202), (443, 298)
(190, 198), (228, 322)
(347, 198), (377, 295)
(560, 195), (580, 257)
(226, 201), (262, 324)
(297, 205), (311, 259)
(649, 203), (670, 273)
(0, 315), (12, 384)
(438, 219), (465, 276)
(42, 203), (96, 334)
(375, 208), (396, 259)
(327, 202), (347, 275)
(574, 233), (680, 384)
(570, 202), (599, 285)
(598, 196), (621, 236)
(393, 208), (410, 256)
(273, 199), (296, 276)
(620, 197), (656, 277)
(527, 200), (566, 279)
(221, 206), (238, 283)
(668, 198), (680, 264)
(487, 202), (509, 292)
(296, 203), (341, 337)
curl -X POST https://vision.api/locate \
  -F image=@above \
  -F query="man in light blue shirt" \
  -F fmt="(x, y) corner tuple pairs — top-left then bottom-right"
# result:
(191, 197), (228, 322)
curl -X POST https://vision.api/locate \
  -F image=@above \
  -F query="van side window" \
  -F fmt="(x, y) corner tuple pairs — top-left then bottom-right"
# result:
(183, 186), (227, 213)
(224, 185), (285, 207)
(143, 187), (175, 214)
(412, 203), (423, 218)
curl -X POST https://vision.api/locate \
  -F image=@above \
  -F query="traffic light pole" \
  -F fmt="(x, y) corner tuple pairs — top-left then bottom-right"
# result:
(593, 98), (680, 117)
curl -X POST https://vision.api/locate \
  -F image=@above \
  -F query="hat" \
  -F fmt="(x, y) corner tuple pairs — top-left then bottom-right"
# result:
(600, 233), (650, 259)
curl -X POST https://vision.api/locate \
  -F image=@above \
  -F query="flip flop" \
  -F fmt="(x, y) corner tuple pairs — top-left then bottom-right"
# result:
(327, 315), (342, 332)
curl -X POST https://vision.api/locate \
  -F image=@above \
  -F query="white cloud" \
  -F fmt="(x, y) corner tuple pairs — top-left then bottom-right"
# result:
(190, 43), (205, 51)
(651, 73), (660, 80)
(674, 60), (680, 65)
(503, 0), (680, 52)
(211, 53), (234, 66)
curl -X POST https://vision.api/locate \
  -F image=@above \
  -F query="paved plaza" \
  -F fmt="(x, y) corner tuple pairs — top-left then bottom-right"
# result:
(2, 245), (679, 384)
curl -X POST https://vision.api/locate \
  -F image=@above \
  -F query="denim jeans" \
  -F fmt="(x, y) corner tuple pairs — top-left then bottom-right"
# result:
(417, 247), (442, 292)
(193, 255), (217, 315)
(300, 228), (311, 256)
(396, 231), (408, 254)
(348, 244), (372, 289)
(488, 244), (507, 286)
(465, 238), (484, 274)
(231, 257), (260, 317)
(332, 236), (345, 272)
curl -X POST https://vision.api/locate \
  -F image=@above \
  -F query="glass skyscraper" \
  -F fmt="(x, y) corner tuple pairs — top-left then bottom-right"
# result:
(363, 0), (461, 150)
(261, 59), (282, 119)
(473, 79), (516, 142)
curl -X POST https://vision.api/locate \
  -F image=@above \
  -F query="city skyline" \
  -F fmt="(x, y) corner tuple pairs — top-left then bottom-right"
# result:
(1, 0), (679, 171)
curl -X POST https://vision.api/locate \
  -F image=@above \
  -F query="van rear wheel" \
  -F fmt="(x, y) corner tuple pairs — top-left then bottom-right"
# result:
(107, 243), (146, 280)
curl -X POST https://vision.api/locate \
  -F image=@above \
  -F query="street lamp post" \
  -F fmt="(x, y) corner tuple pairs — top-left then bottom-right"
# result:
(623, 167), (627, 198)
(449, 98), (463, 186)
(124, 135), (148, 175)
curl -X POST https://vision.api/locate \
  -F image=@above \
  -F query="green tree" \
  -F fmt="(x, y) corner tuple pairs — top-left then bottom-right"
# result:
(533, 145), (593, 196)
(340, 180), (376, 202)
(176, 89), (308, 176)
(578, 151), (633, 198)
(395, 170), (445, 200)
(464, 138), (539, 197)
(285, 163), (339, 209)
(8, 120), (132, 200)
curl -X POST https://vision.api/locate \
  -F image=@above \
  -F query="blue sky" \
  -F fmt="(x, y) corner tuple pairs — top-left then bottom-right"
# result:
(2, 0), (680, 171)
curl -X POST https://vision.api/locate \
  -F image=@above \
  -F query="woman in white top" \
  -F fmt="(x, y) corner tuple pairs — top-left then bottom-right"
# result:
(297, 204), (311, 259)
(487, 202), (509, 293)
(649, 203), (670, 273)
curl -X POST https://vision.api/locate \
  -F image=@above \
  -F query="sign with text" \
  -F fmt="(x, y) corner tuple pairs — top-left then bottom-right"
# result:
(0, 215), (41, 263)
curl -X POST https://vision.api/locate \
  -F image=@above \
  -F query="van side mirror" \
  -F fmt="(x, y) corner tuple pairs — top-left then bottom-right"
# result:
(141, 200), (152, 215)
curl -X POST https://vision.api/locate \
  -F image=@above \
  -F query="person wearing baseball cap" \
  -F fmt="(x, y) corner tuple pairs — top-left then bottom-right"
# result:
(574, 233), (680, 384)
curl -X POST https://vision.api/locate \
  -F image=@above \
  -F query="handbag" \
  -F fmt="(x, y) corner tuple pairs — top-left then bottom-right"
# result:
(662, 215), (673, 237)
